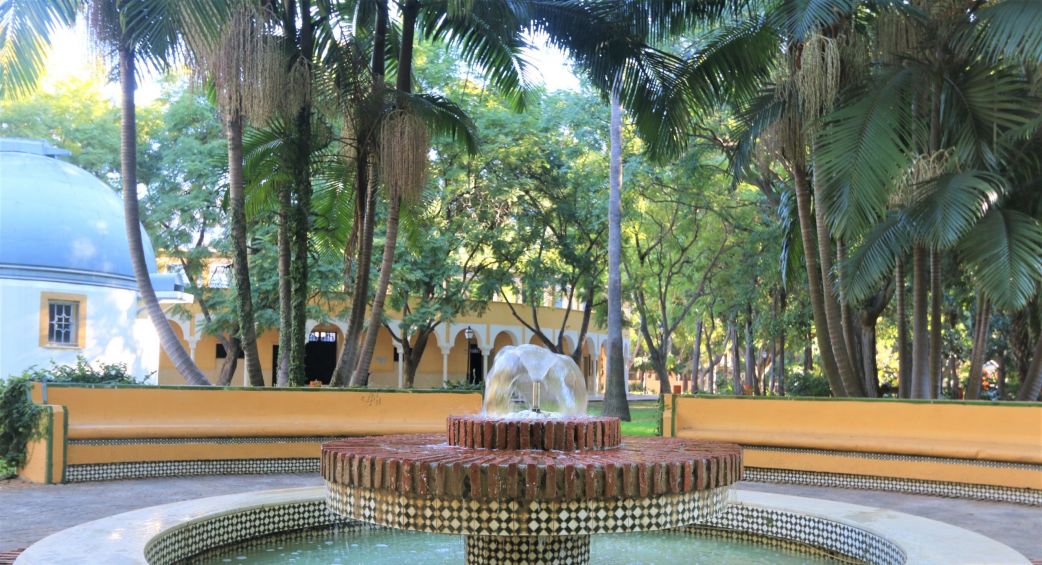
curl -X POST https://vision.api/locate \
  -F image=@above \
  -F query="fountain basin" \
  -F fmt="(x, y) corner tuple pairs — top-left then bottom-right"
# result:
(321, 415), (742, 564)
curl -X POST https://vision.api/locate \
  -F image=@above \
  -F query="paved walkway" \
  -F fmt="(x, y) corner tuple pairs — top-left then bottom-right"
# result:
(1, 475), (1038, 560)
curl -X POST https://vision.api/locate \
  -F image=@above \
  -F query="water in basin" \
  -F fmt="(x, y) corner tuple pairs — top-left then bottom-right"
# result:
(195, 527), (845, 564)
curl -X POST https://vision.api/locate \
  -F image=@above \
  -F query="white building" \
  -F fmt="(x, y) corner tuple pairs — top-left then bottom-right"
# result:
(0, 138), (175, 382)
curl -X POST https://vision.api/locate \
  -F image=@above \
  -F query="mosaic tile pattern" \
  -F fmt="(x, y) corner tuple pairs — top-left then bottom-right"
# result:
(464, 533), (590, 565)
(694, 504), (905, 565)
(326, 481), (729, 536)
(64, 458), (319, 482)
(144, 499), (350, 565)
(69, 436), (347, 446)
(745, 467), (1042, 506)
(149, 496), (906, 565)
(749, 445), (1042, 472)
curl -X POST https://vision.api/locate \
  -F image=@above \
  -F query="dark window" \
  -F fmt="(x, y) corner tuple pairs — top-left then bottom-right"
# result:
(216, 343), (244, 359)
(48, 301), (78, 345)
(308, 331), (337, 343)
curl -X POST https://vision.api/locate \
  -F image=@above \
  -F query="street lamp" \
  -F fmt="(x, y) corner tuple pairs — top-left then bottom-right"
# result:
(464, 326), (475, 384)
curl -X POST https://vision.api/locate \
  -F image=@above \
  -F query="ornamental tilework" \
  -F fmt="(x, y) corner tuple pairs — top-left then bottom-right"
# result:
(149, 497), (908, 565)
(745, 467), (1042, 506)
(464, 534), (590, 565)
(748, 446), (1042, 472)
(64, 458), (319, 482)
(325, 481), (730, 536)
(694, 505), (905, 565)
(145, 500), (351, 565)
(69, 436), (348, 446)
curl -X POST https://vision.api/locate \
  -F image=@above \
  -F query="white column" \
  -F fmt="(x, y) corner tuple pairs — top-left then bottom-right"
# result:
(481, 348), (491, 378)
(186, 339), (198, 362)
(591, 350), (599, 394)
(441, 347), (451, 386)
(396, 345), (404, 389)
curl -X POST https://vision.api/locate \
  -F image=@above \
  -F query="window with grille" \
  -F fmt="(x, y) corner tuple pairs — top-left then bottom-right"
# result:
(48, 301), (79, 345)
(308, 331), (337, 343)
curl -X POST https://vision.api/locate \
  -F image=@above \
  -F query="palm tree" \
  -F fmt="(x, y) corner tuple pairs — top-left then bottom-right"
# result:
(2, 0), (225, 386)
(604, 89), (630, 419)
(816, 2), (1042, 399)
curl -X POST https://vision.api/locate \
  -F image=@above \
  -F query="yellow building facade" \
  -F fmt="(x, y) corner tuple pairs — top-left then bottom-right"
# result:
(158, 299), (628, 392)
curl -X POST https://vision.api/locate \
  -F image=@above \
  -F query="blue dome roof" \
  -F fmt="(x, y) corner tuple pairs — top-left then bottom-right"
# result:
(0, 138), (157, 290)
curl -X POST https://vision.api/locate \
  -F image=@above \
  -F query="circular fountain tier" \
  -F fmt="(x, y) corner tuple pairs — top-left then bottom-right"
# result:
(321, 416), (742, 565)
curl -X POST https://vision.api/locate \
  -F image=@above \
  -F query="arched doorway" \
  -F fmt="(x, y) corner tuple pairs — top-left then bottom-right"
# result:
(304, 325), (341, 384)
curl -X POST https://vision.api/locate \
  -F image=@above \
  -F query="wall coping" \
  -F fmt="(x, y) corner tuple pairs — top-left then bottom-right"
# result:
(674, 393), (1042, 408)
(13, 487), (1029, 565)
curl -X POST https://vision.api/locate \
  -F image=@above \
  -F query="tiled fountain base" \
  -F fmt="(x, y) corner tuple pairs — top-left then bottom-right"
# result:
(15, 487), (1031, 564)
(464, 534), (590, 565)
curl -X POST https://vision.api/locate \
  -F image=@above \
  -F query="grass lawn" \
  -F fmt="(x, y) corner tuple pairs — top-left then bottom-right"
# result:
(588, 400), (661, 436)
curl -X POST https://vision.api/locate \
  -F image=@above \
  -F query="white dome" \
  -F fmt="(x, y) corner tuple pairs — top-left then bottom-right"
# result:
(0, 138), (157, 290)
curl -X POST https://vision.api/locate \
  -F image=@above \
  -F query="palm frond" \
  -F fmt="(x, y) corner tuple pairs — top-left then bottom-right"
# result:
(906, 171), (1008, 249)
(402, 92), (479, 154)
(0, 0), (76, 97)
(420, 0), (531, 111)
(958, 208), (1042, 310)
(814, 66), (924, 238)
(841, 211), (913, 303)
(769, 0), (854, 43)
(729, 82), (788, 185)
(960, 0), (1042, 64)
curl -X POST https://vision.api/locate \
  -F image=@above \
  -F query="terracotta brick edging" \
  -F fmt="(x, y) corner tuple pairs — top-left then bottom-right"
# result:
(446, 415), (621, 451)
(321, 434), (743, 502)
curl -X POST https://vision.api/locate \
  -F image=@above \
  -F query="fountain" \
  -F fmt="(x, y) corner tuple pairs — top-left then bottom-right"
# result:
(321, 345), (742, 564)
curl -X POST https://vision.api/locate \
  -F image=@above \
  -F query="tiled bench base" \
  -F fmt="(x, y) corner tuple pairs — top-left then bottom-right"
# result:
(745, 467), (1042, 506)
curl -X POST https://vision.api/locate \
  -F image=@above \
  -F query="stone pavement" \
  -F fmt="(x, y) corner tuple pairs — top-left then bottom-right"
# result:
(1, 475), (1038, 560)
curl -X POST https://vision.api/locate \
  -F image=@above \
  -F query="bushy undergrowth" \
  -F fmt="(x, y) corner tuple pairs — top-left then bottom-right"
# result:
(0, 357), (147, 476)
(0, 377), (42, 475)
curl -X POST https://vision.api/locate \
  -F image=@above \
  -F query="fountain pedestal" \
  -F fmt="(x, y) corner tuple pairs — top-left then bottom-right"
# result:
(322, 416), (741, 564)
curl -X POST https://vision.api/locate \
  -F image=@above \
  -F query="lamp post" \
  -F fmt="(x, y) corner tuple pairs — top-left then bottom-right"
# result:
(464, 326), (474, 384)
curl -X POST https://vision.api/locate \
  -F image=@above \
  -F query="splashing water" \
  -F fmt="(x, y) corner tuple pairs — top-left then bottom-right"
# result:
(482, 344), (588, 418)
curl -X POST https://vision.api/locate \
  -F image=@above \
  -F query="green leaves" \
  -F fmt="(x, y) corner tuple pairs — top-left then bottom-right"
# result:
(814, 67), (923, 239)
(959, 208), (1042, 310)
(906, 171), (1007, 249)
(960, 0), (1042, 64)
(0, 0), (76, 97)
(841, 211), (913, 303)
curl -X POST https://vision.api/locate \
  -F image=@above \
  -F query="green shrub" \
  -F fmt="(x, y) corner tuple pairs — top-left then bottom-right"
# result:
(784, 368), (833, 397)
(441, 381), (483, 391)
(0, 377), (42, 474)
(22, 356), (146, 385)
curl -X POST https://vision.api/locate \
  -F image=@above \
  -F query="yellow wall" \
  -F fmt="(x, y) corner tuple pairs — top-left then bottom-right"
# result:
(18, 405), (66, 484)
(31, 384), (482, 440)
(666, 395), (1042, 489)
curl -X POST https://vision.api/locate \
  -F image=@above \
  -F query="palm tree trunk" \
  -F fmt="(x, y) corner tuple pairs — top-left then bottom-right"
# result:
(813, 174), (864, 396)
(792, 166), (845, 396)
(333, 1), (387, 387)
(351, 0), (418, 386)
(730, 320), (742, 394)
(276, 182), (292, 386)
(861, 321), (879, 397)
(744, 305), (756, 394)
(334, 171), (375, 386)
(289, 107), (313, 387)
(691, 319), (703, 393)
(896, 257), (910, 398)
(216, 337), (242, 386)
(929, 249), (943, 398)
(227, 112), (264, 386)
(119, 45), (209, 385)
(1016, 333), (1042, 401)
(604, 89), (630, 420)
(911, 246), (930, 398)
(966, 298), (991, 400)
(351, 195), (401, 386)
